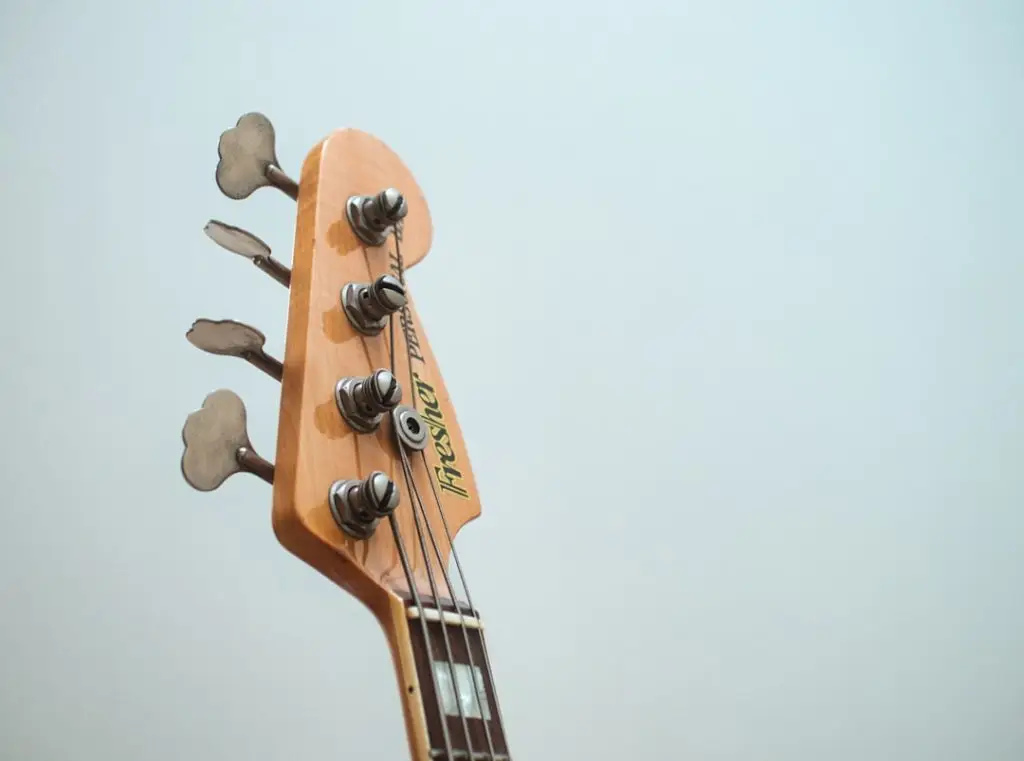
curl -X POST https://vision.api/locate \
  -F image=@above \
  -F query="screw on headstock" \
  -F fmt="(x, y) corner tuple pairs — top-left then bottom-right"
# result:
(204, 220), (291, 288)
(215, 113), (298, 201)
(334, 369), (403, 433)
(181, 389), (274, 491)
(328, 471), (401, 539)
(346, 188), (408, 246)
(341, 274), (408, 336)
(186, 318), (283, 381)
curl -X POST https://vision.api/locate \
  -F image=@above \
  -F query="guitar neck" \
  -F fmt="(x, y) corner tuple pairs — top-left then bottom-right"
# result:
(382, 594), (511, 761)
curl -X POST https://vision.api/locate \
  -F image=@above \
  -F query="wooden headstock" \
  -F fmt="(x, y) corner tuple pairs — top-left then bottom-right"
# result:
(181, 114), (510, 761)
(272, 128), (481, 616)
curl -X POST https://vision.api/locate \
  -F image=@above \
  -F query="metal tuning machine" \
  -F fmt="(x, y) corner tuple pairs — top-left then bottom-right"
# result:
(341, 274), (408, 336)
(335, 369), (403, 433)
(186, 318), (283, 381)
(328, 471), (401, 539)
(346, 187), (408, 246)
(215, 112), (298, 201)
(181, 389), (274, 491)
(204, 220), (291, 288)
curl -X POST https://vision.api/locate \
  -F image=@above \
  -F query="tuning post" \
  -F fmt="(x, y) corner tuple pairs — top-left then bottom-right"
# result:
(204, 220), (291, 288)
(181, 389), (275, 491)
(346, 188), (408, 246)
(341, 274), (408, 335)
(328, 471), (401, 539)
(335, 369), (403, 433)
(186, 318), (284, 381)
(216, 112), (299, 201)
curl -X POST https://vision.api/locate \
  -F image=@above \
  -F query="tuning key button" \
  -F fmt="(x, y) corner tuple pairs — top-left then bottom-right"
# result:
(328, 471), (401, 539)
(341, 274), (408, 335)
(346, 188), (408, 246)
(204, 220), (291, 288)
(180, 389), (275, 491)
(335, 369), (403, 433)
(215, 112), (299, 201)
(186, 318), (284, 381)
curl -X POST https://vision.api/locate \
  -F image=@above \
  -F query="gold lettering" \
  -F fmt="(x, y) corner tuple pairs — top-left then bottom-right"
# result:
(412, 372), (471, 500)
(387, 254), (426, 365)
(421, 402), (444, 424)
(433, 434), (457, 465)
(417, 385), (440, 411)
(435, 465), (470, 499)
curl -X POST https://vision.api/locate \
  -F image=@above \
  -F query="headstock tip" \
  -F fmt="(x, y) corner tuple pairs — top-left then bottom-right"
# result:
(304, 128), (434, 268)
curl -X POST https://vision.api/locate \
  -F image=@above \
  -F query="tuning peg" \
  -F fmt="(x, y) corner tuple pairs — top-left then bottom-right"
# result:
(186, 318), (283, 381)
(181, 389), (274, 491)
(341, 274), (408, 335)
(335, 369), (403, 433)
(328, 471), (401, 539)
(204, 220), (291, 287)
(215, 112), (298, 201)
(347, 188), (409, 246)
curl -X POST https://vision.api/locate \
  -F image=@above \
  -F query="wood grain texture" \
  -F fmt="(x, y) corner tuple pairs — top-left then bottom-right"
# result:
(271, 129), (484, 761)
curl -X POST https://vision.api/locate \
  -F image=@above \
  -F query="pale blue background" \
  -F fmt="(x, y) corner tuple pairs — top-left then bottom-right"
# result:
(1, 1), (1022, 759)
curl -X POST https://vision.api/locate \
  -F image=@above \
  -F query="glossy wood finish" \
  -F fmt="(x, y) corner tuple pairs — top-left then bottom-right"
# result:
(271, 129), (485, 761)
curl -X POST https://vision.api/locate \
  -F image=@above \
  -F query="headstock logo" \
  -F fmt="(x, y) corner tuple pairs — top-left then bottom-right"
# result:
(412, 373), (470, 500)
(389, 252), (470, 501)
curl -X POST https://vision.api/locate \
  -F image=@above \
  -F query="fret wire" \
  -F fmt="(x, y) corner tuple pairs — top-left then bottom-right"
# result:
(398, 445), (497, 759)
(430, 751), (510, 761)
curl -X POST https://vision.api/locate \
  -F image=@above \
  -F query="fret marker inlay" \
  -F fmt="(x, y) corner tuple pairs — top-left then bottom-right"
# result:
(432, 661), (492, 720)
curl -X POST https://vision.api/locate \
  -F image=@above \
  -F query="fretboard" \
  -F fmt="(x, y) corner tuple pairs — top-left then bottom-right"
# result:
(404, 598), (511, 761)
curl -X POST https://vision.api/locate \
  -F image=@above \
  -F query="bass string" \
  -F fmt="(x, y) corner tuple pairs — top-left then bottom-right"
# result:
(384, 251), (476, 754)
(418, 448), (509, 750)
(391, 226), (506, 757)
(384, 511), (455, 761)
(396, 446), (478, 759)
(385, 268), (456, 761)
(398, 443), (497, 760)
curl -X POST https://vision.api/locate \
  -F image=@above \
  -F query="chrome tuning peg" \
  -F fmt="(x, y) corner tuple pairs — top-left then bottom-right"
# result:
(204, 220), (291, 288)
(329, 471), (401, 539)
(181, 389), (274, 491)
(215, 112), (298, 201)
(186, 318), (283, 381)
(347, 188), (408, 246)
(335, 369), (403, 433)
(341, 274), (408, 335)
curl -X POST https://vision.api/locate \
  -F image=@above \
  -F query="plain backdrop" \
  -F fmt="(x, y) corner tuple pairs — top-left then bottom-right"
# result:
(1, 1), (1022, 760)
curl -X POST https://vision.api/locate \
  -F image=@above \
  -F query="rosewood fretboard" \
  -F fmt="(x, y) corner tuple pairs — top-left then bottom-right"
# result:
(404, 598), (510, 761)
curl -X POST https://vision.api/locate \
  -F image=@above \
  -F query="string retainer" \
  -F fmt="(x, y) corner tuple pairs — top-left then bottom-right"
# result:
(392, 405), (429, 452)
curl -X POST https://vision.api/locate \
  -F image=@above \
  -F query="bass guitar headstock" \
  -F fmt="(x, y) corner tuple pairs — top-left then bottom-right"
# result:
(181, 115), (511, 761)
(182, 113), (481, 614)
